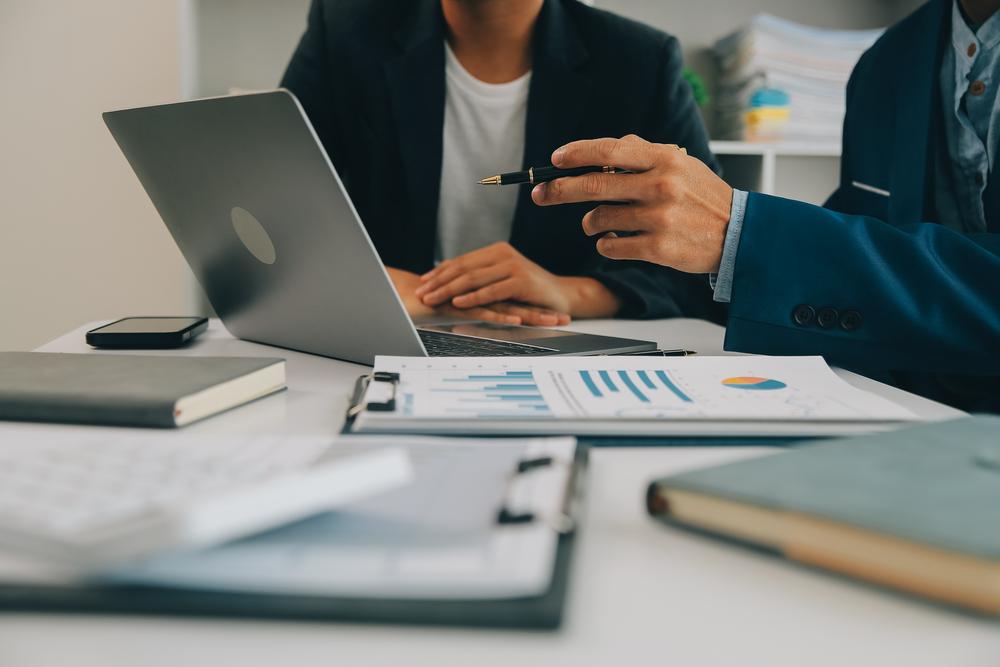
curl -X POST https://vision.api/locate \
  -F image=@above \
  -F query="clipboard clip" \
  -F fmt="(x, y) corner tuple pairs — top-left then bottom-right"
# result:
(496, 453), (584, 535)
(347, 372), (399, 419)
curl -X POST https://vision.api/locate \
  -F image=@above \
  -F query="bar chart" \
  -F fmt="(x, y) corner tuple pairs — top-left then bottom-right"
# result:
(396, 363), (703, 420)
(360, 356), (921, 434)
(578, 369), (693, 403)
(427, 370), (553, 418)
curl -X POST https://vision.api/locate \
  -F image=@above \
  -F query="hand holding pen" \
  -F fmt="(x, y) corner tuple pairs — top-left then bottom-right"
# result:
(478, 145), (687, 186)
(479, 165), (630, 186)
(528, 137), (730, 274)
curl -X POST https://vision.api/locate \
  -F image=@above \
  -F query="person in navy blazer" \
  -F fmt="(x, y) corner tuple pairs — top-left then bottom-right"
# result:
(281, 0), (725, 326)
(531, 0), (1000, 410)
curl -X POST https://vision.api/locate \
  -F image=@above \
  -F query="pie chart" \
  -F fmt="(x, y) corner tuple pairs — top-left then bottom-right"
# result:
(722, 376), (787, 390)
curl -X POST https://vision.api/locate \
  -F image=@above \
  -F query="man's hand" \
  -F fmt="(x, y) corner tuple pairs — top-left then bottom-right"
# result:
(416, 242), (598, 325)
(386, 267), (566, 326)
(531, 135), (733, 274)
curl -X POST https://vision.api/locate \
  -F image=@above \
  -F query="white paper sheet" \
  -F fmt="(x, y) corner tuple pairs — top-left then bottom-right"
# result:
(353, 356), (919, 437)
(99, 437), (577, 600)
(371, 356), (916, 422)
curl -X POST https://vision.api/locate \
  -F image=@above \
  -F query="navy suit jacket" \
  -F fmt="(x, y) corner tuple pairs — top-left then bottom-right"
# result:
(724, 0), (1000, 410)
(281, 0), (725, 321)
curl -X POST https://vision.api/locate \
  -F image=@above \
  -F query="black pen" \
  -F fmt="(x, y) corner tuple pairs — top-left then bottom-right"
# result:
(479, 165), (628, 186)
(615, 349), (697, 357)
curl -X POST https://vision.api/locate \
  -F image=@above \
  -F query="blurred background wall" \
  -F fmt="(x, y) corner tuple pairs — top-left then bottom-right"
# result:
(0, 1), (194, 350)
(0, 0), (925, 350)
(186, 0), (924, 129)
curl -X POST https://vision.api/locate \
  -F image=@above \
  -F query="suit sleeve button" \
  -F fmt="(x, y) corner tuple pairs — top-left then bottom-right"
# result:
(840, 310), (863, 331)
(817, 307), (840, 328)
(792, 304), (816, 326)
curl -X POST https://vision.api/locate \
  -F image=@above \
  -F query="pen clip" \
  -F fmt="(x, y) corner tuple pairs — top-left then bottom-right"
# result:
(347, 371), (400, 418)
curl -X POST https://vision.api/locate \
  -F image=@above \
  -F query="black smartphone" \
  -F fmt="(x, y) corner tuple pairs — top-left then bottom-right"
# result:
(85, 316), (209, 349)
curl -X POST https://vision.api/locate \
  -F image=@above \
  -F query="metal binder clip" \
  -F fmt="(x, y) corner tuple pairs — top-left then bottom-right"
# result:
(517, 456), (554, 473)
(347, 371), (400, 418)
(496, 455), (580, 534)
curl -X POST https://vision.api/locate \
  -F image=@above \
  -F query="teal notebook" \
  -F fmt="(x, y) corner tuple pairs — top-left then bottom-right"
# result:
(647, 416), (1000, 614)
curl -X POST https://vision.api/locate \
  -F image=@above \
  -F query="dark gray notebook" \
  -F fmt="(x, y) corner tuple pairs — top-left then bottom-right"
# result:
(0, 352), (286, 428)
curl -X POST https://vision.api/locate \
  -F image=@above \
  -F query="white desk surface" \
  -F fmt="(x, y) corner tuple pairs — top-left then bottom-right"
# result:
(2, 319), (996, 667)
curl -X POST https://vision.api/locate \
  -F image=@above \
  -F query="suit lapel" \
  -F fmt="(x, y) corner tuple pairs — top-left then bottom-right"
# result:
(383, 1), (446, 270)
(889, 0), (950, 225)
(510, 0), (593, 249)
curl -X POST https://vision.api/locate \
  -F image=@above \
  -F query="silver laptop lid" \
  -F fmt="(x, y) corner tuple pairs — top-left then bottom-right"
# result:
(104, 90), (426, 365)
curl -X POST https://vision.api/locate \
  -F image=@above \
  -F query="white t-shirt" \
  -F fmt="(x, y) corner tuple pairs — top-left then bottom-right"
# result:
(436, 42), (531, 261)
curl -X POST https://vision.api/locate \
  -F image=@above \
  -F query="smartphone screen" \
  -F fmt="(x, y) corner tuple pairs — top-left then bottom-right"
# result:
(90, 317), (205, 334)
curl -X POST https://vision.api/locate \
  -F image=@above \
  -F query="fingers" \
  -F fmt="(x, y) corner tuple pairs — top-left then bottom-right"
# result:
(417, 243), (518, 303)
(421, 257), (467, 286)
(489, 303), (570, 327)
(451, 279), (518, 309)
(535, 137), (688, 208)
(442, 305), (521, 326)
(581, 205), (649, 236)
(594, 233), (651, 262)
(550, 135), (658, 171)
(420, 242), (511, 284)
(418, 260), (476, 294)
(418, 264), (510, 306)
(415, 244), (574, 319)
(442, 302), (568, 327)
(532, 172), (640, 207)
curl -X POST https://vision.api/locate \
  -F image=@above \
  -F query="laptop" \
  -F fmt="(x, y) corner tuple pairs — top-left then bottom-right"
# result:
(103, 90), (656, 365)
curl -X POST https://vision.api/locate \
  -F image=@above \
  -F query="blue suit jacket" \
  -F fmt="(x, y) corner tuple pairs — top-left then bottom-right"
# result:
(724, 0), (1000, 410)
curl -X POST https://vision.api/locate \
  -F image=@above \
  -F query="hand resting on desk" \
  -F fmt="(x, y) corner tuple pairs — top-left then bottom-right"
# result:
(413, 242), (620, 324)
(387, 267), (569, 327)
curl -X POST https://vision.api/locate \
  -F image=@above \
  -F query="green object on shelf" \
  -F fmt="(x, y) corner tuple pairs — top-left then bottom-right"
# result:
(683, 68), (710, 108)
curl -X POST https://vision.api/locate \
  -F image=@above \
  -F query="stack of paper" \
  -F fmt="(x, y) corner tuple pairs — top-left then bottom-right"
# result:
(713, 14), (883, 143)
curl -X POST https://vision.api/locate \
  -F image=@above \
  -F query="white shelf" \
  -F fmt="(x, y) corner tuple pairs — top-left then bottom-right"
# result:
(709, 140), (841, 157)
(709, 140), (841, 203)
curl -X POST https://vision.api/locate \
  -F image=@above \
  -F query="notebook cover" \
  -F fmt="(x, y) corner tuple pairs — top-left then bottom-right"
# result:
(0, 352), (284, 428)
(648, 416), (1000, 560)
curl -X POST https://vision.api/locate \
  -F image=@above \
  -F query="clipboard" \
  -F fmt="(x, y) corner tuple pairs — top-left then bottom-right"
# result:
(0, 437), (588, 630)
(343, 371), (801, 447)
(342, 355), (920, 443)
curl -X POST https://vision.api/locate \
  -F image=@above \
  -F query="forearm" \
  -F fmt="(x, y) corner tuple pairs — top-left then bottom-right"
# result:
(557, 276), (621, 319)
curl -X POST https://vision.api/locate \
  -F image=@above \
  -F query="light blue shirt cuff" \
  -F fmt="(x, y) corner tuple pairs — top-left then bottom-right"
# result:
(710, 189), (748, 304)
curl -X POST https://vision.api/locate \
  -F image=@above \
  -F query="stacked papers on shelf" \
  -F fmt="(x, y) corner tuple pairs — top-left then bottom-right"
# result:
(713, 14), (883, 143)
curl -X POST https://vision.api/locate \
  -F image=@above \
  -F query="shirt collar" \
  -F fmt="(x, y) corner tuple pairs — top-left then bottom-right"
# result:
(980, 5), (1000, 50)
(952, 0), (1000, 61)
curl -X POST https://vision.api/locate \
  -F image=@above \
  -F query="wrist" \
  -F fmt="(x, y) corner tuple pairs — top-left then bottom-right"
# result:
(557, 276), (621, 318)
(704, 186), (734, 273)
(712, 188), (748, 303)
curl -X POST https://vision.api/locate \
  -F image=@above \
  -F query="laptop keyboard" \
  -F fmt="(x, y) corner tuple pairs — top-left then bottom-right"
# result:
(418, 329), (554, 356)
